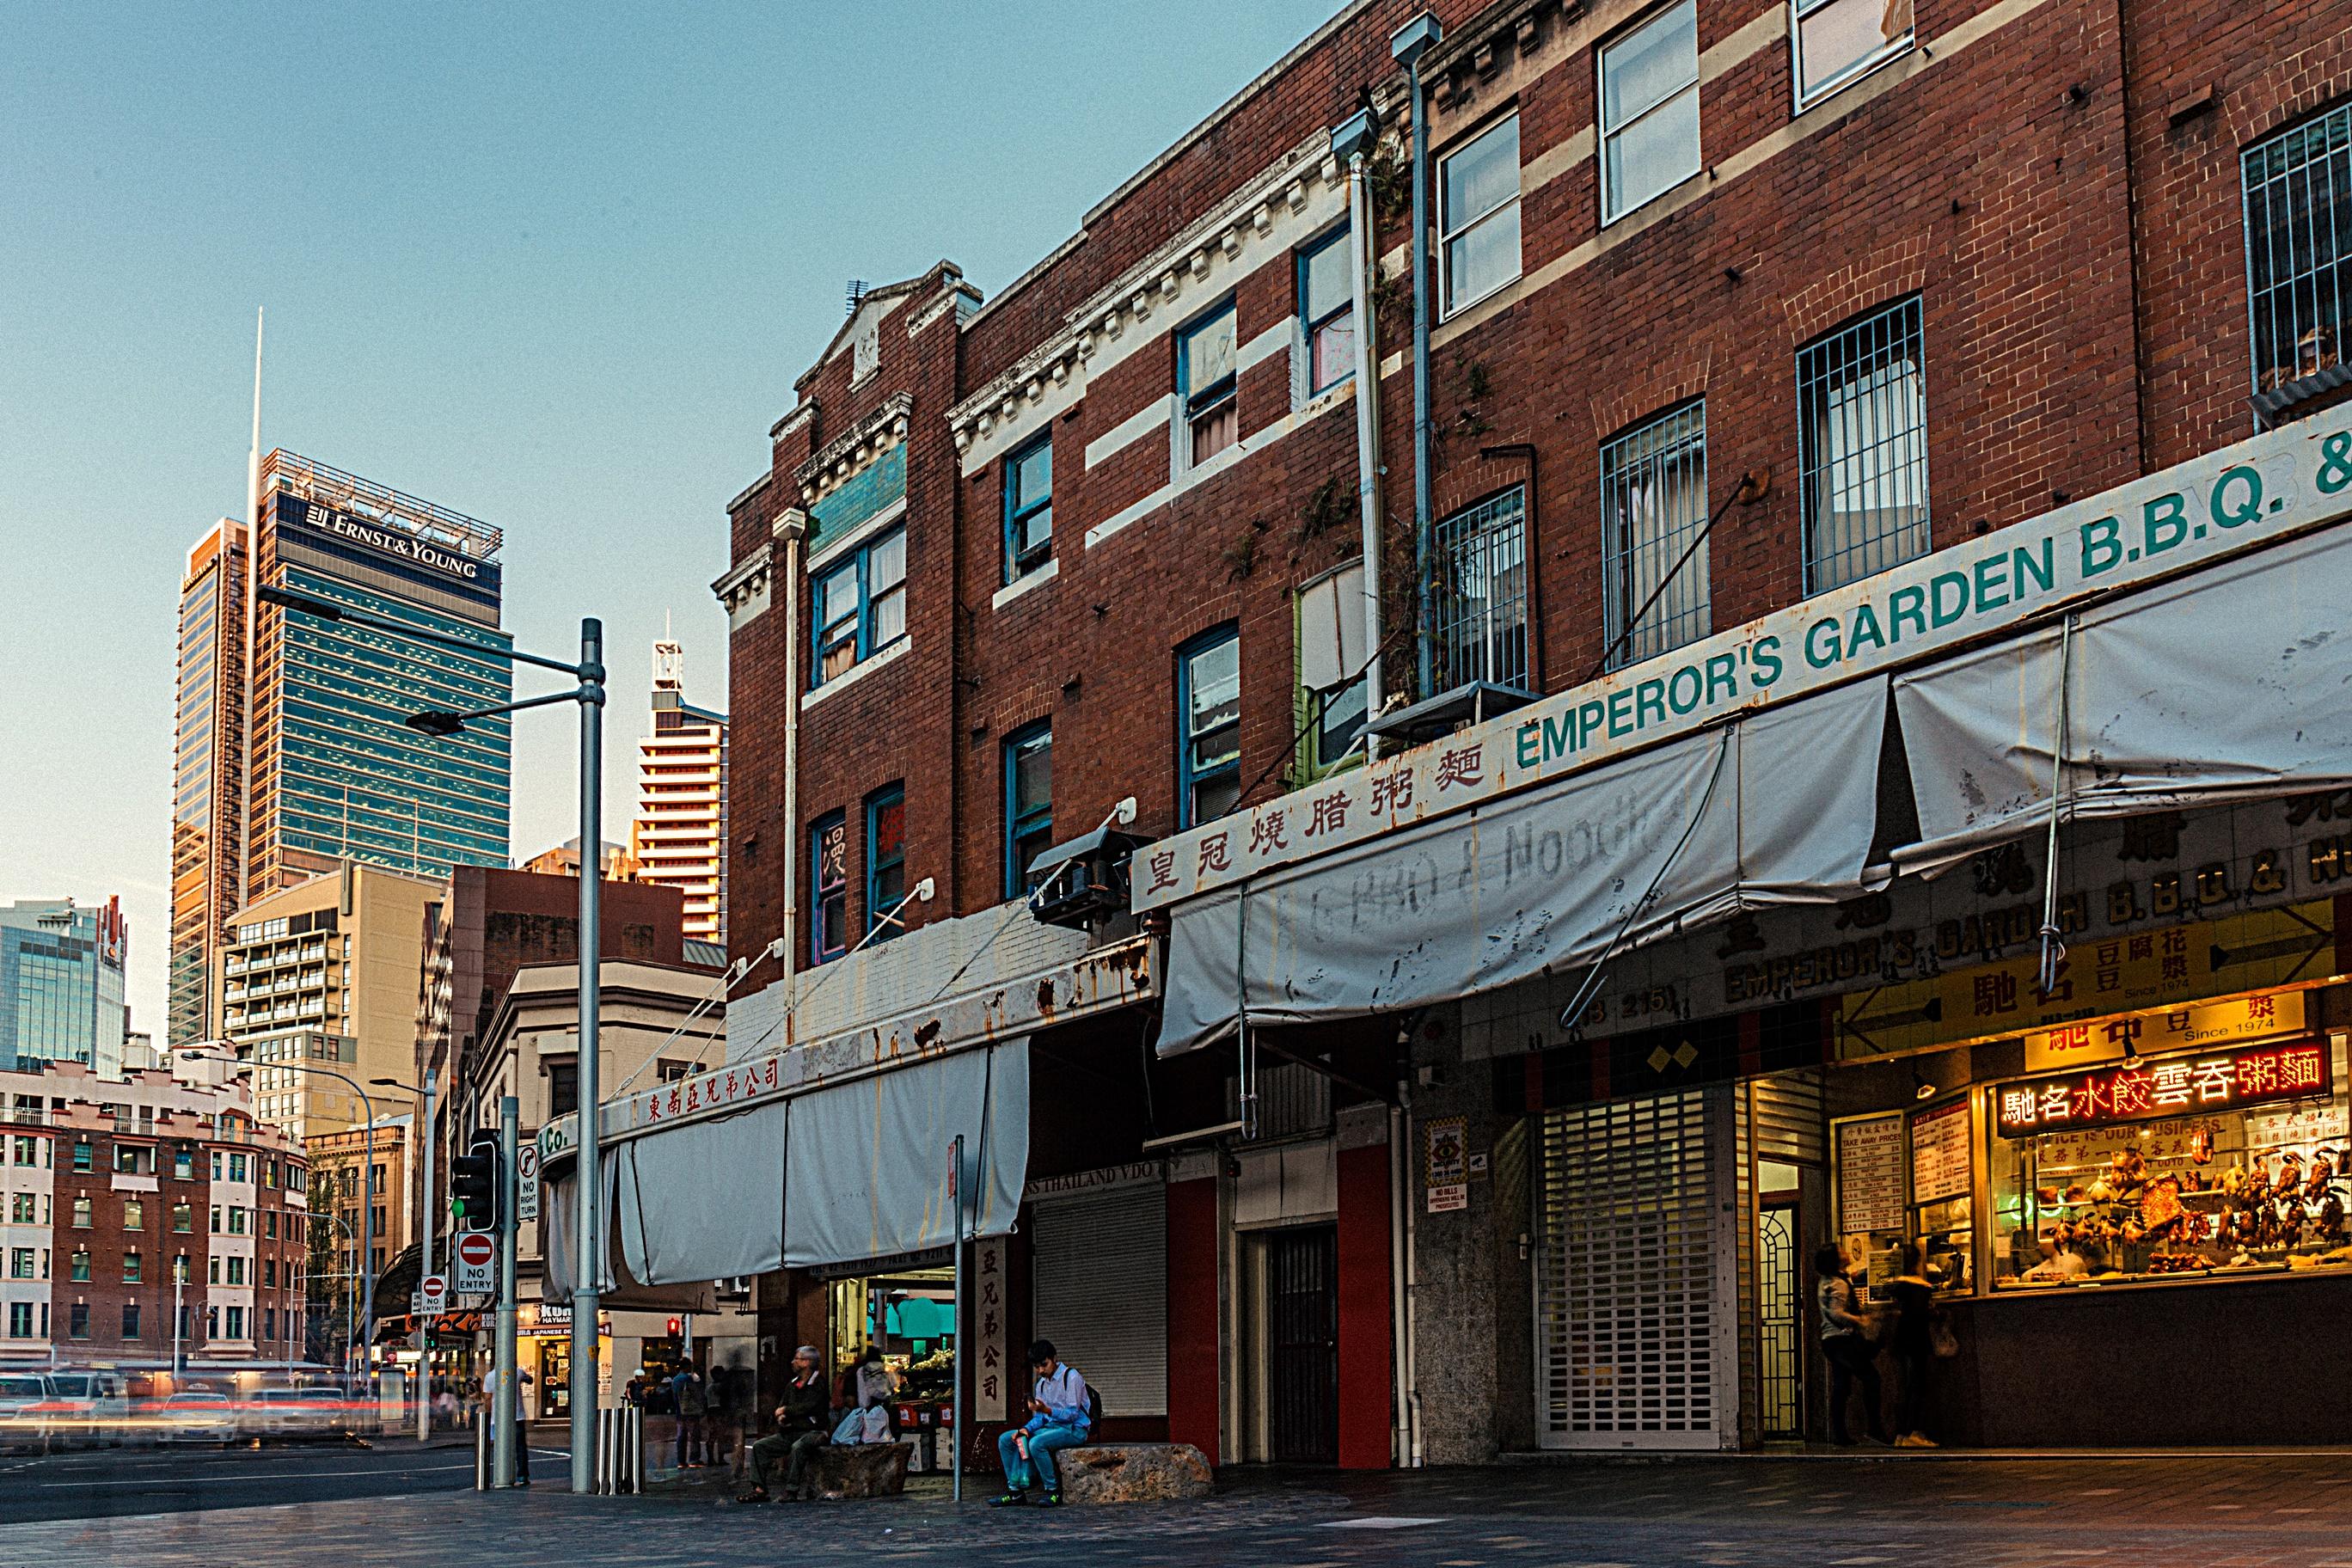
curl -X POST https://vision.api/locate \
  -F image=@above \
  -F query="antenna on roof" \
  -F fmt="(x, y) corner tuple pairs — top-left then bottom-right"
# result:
(845, 279), (869, 316)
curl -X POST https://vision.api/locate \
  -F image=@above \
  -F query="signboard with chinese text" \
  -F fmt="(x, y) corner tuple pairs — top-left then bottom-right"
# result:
(974, 1234), (1013, 1421)
(1994, 1038), (2331, 1139)
(1835, 1113), (1907, 1234)
(2024, 988), (2306, 1073)
(1138, 419), (2349, 913)
(1425, 1117), (1468, 1214)
(1910, 1100), (1972, 1204)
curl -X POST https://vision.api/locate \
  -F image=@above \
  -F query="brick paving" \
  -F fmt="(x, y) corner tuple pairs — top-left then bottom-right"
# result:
(8, 1454), (2352, 1567)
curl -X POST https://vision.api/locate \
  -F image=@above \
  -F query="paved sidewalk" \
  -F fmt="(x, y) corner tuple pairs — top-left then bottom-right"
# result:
(9, 1452), (2352, 1567)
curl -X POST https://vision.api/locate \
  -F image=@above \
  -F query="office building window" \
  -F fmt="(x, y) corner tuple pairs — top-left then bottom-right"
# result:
(70, 1196), (91, 1229)
(1602, 401), (1712, 666)
(172, 1202), (193, 1233)
(1792, 0), (1914, 107)
(211, 1152), (223, 1179)
(1602, 2), (1701, 223)
(1798, 294), (1931, 593)
(122, 1251), (141, 1283)
(69, 1302), (88, 1340)
(1178, 628), (1244, 826)
(2245, 105), (2352, 401)
(7, 1302), (28, 1338)
(121, 1198), (142, 1231)
(70, 1139), (91, 1174)
(228, 1205), (247, 1235)
(812, 527), (908, 687)
(209, 1204), (222, 1233)
(7, 1248), (29, 1280)
(69, 1250), (89, 1283)
(1004, 435), (1053, 583)
(120, 1302), (138, 1340)
(865, 787), (907, 940)
(811, 813), (848, 964)
(1298, 226), (1356, 396)
(9, 1137), (31, 1167)
(227, 1256), (246, 1286)
(225, 1305), (244, 1340)
(8, 1192), (29, 1224)
(1178, 302), (1239, 468)
(1003, 723), (1054, 897)
(1431, 487), (1532, 692)
(1441, 114), (1522, 312)
(547, 1060), (579, 1118)
(229, 1153), (246, 1182)
(173, 1147), (193, 1180)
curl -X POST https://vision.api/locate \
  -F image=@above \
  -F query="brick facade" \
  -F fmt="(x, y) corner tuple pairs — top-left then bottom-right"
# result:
(719, 0), (2352, 968)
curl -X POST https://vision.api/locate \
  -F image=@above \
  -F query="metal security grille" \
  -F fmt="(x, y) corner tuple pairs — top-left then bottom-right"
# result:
(2245, 105), (2352, 403)
(1269, 1227), (1338, 1461)
(1600, 402), (1710, 668)
(1032, 1184), (1169, 1417)
(1430, 487), (1530, 693)
(1797, 296), (1930, 595)
(1536, 1090), (1730, 1449)
(1756, 1204), (1803, 1438)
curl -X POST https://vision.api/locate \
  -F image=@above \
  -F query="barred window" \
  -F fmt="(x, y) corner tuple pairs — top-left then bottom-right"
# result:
(1601, 402), (1710, 667)
(2245, 106), (2352, 407)
(1798, 295), (1930, 594)
(1431, 488), (1530, 692)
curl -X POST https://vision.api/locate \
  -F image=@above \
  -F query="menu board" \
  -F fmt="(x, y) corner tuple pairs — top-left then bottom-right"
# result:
(1909, 1099), (1971, 1204)
(1835, 1112), (1907, 1234)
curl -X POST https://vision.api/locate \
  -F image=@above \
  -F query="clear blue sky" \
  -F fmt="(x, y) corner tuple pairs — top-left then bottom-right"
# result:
(0, 0), (1341, 1036)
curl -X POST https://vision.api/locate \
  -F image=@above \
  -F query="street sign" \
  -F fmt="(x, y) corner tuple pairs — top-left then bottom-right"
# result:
(518, 1142), (540, 1223)
(420, 1274), (448, 1314)
(455, 1232), (495, 1295)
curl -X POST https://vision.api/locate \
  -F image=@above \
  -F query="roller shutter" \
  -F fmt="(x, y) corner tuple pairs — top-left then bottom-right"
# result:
(1031, 1183), (1167, 1418)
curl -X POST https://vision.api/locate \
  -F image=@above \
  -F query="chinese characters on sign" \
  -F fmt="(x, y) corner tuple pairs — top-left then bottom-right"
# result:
(640, 1054), (782, 1125)
(1910, 1099), (1971, 1205)
(2022, 988), (2306, 1073)
(1994, 1038), (2331, 1139)
(974, 1235), (1012, 1420)
(1836, 1113), (1908, 1234)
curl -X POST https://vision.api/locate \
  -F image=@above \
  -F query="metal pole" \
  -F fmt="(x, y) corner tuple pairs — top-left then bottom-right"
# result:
(569, 616), (606, 1495)
(1346, 140), (1385, 754)
(950, 1133), (965, 1504)
(493, 1094), (518, 1487)
(416, 1069), (436, 1442)
(359, 1115), (375, 1383)
(1408, 51), (1435, 699)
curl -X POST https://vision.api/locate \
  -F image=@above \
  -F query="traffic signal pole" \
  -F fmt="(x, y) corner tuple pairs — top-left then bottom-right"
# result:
(416, 1069), (437, 1444)
(493, 1095), (519, 1487)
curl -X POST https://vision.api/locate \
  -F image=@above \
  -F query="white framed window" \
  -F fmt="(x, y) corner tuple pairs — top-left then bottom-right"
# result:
(1601, 1), (1701, 224)
(1440, 114), (1522, 315)
(1178, 302), (1239, 469)
(1792, 0), (1915, 108)
(1297, 226), (1356, 398)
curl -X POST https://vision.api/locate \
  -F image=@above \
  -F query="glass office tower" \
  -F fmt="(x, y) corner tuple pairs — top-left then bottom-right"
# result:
(0, 897), (128, 1074)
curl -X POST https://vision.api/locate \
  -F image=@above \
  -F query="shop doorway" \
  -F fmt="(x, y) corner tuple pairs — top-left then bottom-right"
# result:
(1267, 1226), (1338, 1462)
(1756, 1187), (1804, 1439)
(537, 1340), (570, 1420)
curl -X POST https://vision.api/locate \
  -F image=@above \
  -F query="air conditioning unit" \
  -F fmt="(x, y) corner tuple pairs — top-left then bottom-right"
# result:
(1025, 824), (1154, 931)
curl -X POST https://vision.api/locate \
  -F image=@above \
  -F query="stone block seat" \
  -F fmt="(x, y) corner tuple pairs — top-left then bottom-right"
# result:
(1055, 1443), (1214, 1504)
(806, 1441), (912, 1499)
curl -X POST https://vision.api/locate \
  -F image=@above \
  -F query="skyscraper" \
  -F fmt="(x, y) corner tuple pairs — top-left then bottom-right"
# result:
(168, 451), (515, 1048)
(0, 897), (128, 1075)
(628, 640), (727, 943)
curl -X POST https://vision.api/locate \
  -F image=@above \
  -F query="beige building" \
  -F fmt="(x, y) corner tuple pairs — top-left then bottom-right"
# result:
(457, 959), (745, 1418)
(628, 641), (726, 944)
(303, 1116), (410, 1282)
(218, 860), (438, 1138)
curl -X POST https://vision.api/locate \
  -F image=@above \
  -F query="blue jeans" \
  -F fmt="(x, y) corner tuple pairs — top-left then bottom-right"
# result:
(997, 1423), (1086, 1492)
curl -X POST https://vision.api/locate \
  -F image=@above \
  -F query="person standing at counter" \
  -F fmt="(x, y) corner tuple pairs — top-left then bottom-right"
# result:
(1815, 1245), (1888, 1446)
(1888, 1245), (1939, 1449)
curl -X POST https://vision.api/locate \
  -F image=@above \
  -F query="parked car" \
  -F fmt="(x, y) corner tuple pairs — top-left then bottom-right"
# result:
(40, 1369), (128, 1447)
(152, 1390), (238, 1444)
(251, 1386), (355, 1441)
(0, 1373), (51, 1452)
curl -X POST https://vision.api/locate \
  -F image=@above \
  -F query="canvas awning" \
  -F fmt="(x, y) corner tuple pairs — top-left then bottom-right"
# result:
(548, 1039), (1030, 1292)
(1154, 676), (1891, 1055)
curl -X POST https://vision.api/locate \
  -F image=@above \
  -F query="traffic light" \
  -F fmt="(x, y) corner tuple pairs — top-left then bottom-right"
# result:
(450, 1133), (500, 1233)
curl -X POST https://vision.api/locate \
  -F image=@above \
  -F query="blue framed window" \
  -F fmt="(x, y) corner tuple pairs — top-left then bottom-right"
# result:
(865, 785), (906, 941)
(1177, 627), (1242, 828)
(1003, 435), (1052, 583)
(810, 812), (848, 964)
(1178, 301), (1239, 467)
(1298, 227), (1355, 397)
(1003, 722), (1053, 897)
(812, 526), (907, 687)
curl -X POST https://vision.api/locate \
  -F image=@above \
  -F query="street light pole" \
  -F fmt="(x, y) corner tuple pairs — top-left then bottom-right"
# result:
(570, 618), (605, 1495)
(383, 1071), (438, 1442)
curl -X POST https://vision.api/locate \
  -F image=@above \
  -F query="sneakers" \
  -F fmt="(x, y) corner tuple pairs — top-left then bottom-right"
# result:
(1038, 1491), (1063, 1508)
(1896, 1432), (1939, 1449)
(990, 1490), (1029, 1508)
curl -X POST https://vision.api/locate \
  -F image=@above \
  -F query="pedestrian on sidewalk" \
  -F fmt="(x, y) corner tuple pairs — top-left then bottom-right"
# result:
(707, 1363), (744, 1479)
(671, 1360), (708, 1467)
(992, 1339), (1093, 1509)
(737, 1346), (830, 1504)
(1889, 1243), (1939, 1449)
(1815, 1245), (1887, 1446)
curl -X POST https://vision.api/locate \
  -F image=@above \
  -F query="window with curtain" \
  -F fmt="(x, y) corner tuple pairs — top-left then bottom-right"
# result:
(1792, 0), (1914, 106)
(811, 527), (908, 687)
(1179, 303), (1239, 467)
(1179, 629), (1243, 826)
(1601, 3), (1700, 222)
(1441, 114), (1522, 313)
(1601, 401), (1711, 666)
(1798, 294), (1931, 594)
(1431, 488), (1531, 692)
(1004, 724), (1054, 896)
(1298, 226), (1356, 396)
(865, 786), (906, 940)
(2244, 104), (2352, 403)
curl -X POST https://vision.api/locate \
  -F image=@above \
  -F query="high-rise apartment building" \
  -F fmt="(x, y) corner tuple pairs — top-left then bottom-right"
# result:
(168, 452), (514, 1050)
(218, 860), (438, 1140)
(628, 641), (727, 943)
(0, 899), (128, 1075)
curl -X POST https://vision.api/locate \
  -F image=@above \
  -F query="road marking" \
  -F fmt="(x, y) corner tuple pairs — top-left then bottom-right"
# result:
(39, 1461), (475, 1489)
(1319, 1516), (1447, 1530)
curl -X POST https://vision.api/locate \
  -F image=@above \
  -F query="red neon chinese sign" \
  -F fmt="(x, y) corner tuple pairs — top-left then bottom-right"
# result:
(1996, 1038), (2330, 1138)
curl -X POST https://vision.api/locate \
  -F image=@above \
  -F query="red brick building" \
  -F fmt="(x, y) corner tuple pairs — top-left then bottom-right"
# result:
(686, 0), (2352, 1462)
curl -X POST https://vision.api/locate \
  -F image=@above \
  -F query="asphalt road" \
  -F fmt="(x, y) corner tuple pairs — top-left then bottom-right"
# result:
(0, 1436), (521, 1523)
(6, 1451), (2352, 1566)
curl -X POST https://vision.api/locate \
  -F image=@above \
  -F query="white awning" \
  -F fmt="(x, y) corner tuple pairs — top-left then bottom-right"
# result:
(1896, 520), (2352, 866)
(1154, 677), (1890, 1056)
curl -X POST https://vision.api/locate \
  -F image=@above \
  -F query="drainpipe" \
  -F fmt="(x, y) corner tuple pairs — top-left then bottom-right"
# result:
(1392, 15), (1442, 701)
(1387, 1099), (1412, 1466)
(775, 509), (808, 1013)
(1400, 1079), (1423, 1467)
(1333, 108), (1386, 757)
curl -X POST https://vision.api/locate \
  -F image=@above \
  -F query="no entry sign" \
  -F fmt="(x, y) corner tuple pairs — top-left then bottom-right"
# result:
(455, 1231), (495, 1294)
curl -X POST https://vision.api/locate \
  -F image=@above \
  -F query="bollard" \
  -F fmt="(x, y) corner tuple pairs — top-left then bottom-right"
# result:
(475, 1407), (490, 1491)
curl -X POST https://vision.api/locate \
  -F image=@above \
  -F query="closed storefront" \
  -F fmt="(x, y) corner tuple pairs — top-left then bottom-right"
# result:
(1029, 1171), (1167, 1429)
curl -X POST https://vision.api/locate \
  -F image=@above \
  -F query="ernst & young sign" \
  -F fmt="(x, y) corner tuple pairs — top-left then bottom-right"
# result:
(1134, 420), (2352, 911)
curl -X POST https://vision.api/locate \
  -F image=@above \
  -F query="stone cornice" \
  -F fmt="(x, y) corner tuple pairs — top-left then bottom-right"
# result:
(711, 541), (774, 613)
(794, 391), (913, 504)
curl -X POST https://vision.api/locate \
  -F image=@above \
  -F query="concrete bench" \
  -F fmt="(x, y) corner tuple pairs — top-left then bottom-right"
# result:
(1055, 1442), (1213, 1504)
(808, 1440), (911, 1499)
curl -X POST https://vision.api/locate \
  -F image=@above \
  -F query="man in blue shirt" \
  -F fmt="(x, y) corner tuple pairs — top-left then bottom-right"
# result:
(992, 1339), (1090, 1507)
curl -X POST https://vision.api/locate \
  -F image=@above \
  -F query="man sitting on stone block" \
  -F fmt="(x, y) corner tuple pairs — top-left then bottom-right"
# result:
(992, 1339), (1093, 1509)
(737, 1344), (832, 1504)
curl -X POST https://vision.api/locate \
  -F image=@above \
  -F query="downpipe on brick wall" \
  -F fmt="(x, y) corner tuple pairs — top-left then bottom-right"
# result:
(1333, 108), (1385, 755)
(776, 508), (807, 1010)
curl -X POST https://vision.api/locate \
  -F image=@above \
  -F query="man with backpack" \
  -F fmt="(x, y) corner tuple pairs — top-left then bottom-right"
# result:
(671, 1360), (708, 1467)
(991, 1339), (1093, 1508)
